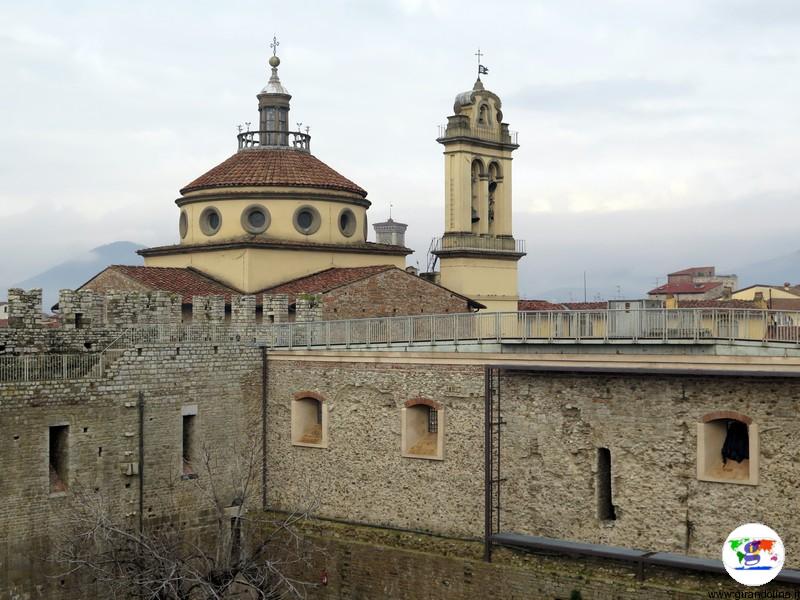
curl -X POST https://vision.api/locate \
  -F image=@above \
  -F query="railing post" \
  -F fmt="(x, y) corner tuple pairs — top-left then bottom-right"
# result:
(431, 315), (436, 344)
(62, 355), (67, 380)
(453, 314), (458, 345)
(407, 317), (412, 345)
(24, 356), (29, 382)
(346, 320), (351, 349)
(326, 322), (331, 349)
(495, 312), (501, 342)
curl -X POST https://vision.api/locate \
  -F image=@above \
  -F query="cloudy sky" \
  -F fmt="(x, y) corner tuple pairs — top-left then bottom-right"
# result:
(2, 0), (800, 299)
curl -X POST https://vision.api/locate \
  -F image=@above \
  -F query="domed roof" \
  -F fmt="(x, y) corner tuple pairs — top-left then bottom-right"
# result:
(180, 149), (367, 197)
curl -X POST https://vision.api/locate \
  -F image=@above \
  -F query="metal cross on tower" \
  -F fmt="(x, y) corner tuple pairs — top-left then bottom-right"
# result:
(475, 47), (489, 78)
(270, 35), (280, 56)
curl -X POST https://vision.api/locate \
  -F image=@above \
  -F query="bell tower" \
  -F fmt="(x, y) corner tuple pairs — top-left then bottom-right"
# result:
(433, 57), (525, 312)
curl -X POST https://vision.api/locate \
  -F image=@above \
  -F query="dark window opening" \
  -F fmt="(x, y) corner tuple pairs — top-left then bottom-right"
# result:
(597, 447), (616, 521)
(49, 425), (69, 493)
(208, 212), (220, 230)
(428, 407), (438, 434)
(75, 313), (84, 329)
(182, 415), (196, 476)
(297, 210), (313, 230)
(255, 305), (263, 325)
(722, 420), (749, 464)
(315, 400), (323, 425)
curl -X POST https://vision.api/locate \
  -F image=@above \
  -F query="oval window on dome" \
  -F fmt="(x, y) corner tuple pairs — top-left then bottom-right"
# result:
(338, 208), (356, 238)
(293, 205), (321, 235)
(179, 210), (188, 239)
(199, 207), (222, 236)
(241, 204), (270, 234)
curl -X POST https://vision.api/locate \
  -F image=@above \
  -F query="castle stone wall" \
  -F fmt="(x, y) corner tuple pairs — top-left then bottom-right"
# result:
(263, 355), (800, 566)
(191, 294), (225, 324)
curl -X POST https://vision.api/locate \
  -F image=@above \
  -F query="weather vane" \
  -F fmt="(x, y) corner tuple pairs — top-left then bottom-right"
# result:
(270, 35), (280, 57)
(475, 48), (489, 78)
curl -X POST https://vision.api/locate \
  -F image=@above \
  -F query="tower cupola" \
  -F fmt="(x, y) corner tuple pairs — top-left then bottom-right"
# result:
(255, 37), (294, 148)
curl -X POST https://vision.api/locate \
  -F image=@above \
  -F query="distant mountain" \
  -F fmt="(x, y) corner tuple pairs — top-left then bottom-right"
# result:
(15, 241), (144, 310)
(729, 250), (800, 289)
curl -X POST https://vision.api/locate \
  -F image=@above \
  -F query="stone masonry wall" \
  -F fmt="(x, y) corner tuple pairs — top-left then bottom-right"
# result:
(321, 268), (472, 319)
(0, 342), (261, 599)
(262, 356), (800, 567)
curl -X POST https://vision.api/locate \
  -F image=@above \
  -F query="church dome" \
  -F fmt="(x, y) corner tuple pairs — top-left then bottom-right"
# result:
(180, 150), (367, 197)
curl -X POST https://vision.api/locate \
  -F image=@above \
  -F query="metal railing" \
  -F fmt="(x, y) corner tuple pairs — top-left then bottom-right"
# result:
(4, 309), (800, 383)
(433, 234), (526, 254)
(0, 350), (126, 383)
(256, 308), (800, 349)
(237, 130), (311, 152)
(438, 124), (518, 146)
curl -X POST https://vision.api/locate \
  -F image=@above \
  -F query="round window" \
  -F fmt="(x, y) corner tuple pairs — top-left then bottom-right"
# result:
(199, 207), (222, 236)
(338, 208), (356, 237)
(179, 211), (188, 239)
(293, 205), (321, 235)
(241, 204), (270, 234)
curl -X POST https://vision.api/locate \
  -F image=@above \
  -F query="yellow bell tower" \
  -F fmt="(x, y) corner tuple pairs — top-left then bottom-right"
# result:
(433, 60), (524, 312)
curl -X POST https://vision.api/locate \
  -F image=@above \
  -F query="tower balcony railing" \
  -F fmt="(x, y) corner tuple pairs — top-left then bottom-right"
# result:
(432, 234), (526, 254)
(437, 124), (519, 146)
(237, 130), (311, 152)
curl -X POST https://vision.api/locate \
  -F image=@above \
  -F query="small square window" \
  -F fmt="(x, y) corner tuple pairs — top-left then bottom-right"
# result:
(402, 402), (443, 460)
(697, 418), (758, 485)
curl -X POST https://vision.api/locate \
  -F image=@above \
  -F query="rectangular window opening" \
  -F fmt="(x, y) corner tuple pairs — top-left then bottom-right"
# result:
(49, 425), (69, 493)
(74, 313), (84, 329)
(597, 447), (616, 521)
(182, 415), (196, 476)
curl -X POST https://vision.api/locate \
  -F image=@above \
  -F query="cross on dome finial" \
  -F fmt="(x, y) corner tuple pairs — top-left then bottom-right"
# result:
(474, 47), (489, 82)
(268, 35), (281, 69)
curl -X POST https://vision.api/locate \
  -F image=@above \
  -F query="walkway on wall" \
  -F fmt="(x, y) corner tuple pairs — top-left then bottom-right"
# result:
(4, 307), (800, 383)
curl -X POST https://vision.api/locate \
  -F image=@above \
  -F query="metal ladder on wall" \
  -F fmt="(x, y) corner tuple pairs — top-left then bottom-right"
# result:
(484, 366), (505, 561)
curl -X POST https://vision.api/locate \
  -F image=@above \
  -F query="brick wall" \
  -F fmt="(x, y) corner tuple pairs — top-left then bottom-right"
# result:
(321, 268), (473, 319)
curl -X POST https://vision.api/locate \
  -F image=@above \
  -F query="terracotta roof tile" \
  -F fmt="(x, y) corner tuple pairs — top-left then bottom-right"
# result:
(260, 265), (395, 302)
(181, 149), (367, 197)
(518, 300), (565, 311)
(677, 299), (758, 309)
(647, 281), (722, 295)
(668, 266), (715, 276)
(562, 301), (608, 310)
(95, 266), (240, 303)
